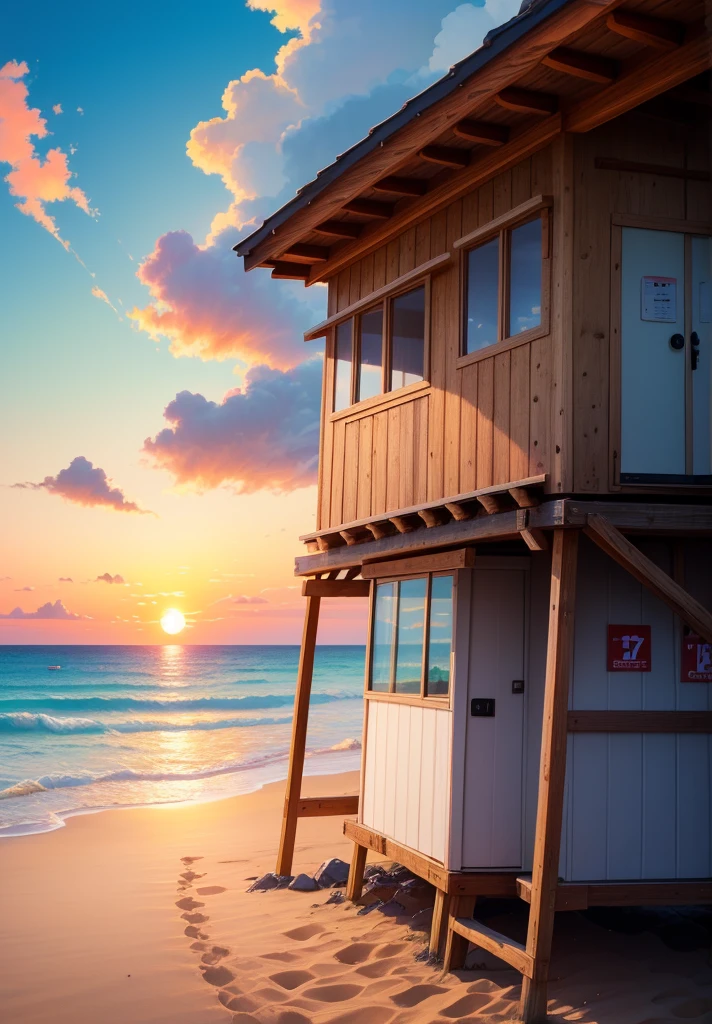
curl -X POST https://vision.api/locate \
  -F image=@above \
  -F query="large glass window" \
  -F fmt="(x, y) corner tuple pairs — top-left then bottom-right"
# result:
(427, 575), (453, 696)
(332, 284), (427, 411)
(357, 307), (383, 402)
(368, 574), (454, 698)
(465, 237), (499, 354)
(463, 214), (544, 355)
(391, 286), (425, 390)
(394, 577), (427, 694)
(334, 320), (353, 412)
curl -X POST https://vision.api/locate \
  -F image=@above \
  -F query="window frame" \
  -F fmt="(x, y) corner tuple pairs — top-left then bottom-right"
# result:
(365, 569), (454, 708)
(330, 277), (431, 417)
(457, 206), (551, 369)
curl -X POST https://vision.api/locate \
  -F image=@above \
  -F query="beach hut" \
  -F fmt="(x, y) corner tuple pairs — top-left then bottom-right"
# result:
(234, 0), (712, 1017)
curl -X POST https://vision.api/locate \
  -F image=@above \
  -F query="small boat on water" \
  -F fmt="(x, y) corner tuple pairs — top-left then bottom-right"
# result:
(47, 665), (61, 670)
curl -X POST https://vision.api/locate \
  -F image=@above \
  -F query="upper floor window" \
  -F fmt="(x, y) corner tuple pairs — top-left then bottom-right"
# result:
(369, 573), (454, 699)
(464, 215), (543, 355)
(333, 284), (427, 412)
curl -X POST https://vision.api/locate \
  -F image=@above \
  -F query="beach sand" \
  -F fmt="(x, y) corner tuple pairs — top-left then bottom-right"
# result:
(1, 770), (711, 1024)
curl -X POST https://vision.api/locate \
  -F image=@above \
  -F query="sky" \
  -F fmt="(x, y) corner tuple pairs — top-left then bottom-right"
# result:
(0, 0), (521, 644)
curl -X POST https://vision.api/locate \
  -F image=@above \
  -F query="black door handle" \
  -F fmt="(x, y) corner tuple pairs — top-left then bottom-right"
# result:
(691, 331), (701, 371)
(670, 333), (685, 350)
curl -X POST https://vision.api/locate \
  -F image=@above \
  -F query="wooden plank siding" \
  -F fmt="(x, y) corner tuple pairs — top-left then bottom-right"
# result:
(318, 148), (557, 530)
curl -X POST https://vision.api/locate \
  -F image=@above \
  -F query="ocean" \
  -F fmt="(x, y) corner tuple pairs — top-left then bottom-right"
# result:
(0, 645), (365, 838)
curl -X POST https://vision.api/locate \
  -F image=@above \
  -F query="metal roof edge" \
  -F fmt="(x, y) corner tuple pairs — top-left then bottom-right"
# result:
(234, 0), (573, 260)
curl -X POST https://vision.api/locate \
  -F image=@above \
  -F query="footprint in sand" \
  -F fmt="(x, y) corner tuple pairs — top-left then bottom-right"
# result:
(467, 978), (501, 994)
(218, 992), (261, 1014)
(269, 969), (315, 990)
(196, 885), (226, 896)
(282, 923), (327, 942)
(261, 951), (299, 963)
(181, 856), (204, 865)
(176, 896), (205, 911)
(390, 983), (447, 1008)
(181, 870), (206, 882)
(671, 999), (712, 1019)
(200, 963), (235, 987)
(184, 925), (209, 940)
(356, 957), (400, 979)
(200, 946), (230, 966)
(334, 942), (376, 965)
(302, 983), (365, 1003)
(439, 992), (494, 1018)
(323, 1007), (395, 1024)
(182, 911), (209, 924)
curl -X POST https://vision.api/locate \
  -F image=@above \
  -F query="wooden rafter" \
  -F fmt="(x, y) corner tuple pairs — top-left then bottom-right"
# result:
(419, 144), (470, 169)
(606, 10), (684, 51)
(342, 198), (394, 218)
(372, 176), (428, 197)
(314, 220), (363, 239)
(494, 87), (558, 115)
(281, 243), (329, 263)
(542, 47), (618, 84)
(453, 119), (509, 146)
(584, 514), (712, 642)
(269, 261), (311, 280)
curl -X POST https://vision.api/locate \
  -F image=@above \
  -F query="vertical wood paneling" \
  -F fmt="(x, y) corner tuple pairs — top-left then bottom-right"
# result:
(361, 703), (377, 827)
(493, 169), (512, 218)
(443, 200), (463, 498)
(433, 711), (451, 864)
(383, 702), (398, 839)
(510, 343), (530, 481)
(427, 209), (448, 500)
(399, 400), (415, 508)
(413, 396), (429, 505)
(459, 363), (478, 492)
(405, 707), (423, 851)
(342, 421), (360, 523)
(493, 351), (511, 484)
(476, 358), (494, 488)
(394, 705), (411, 843)
(349, 263), (361, 305)
(360, 253), (375, 297)
(357, 417), (373, 520)
(400, 226), (416, 275)
(386, 239), (400, 283)
(419, 710), (436, 856)
(371, 411), (389, 515)
(511, 157), (531, 207)
(329, 420), (346, 527)
(386, 404), (402, 512)
(336, 269), (350, 311)
(529, 337), (549, 477)
(373, 246), (387, 290)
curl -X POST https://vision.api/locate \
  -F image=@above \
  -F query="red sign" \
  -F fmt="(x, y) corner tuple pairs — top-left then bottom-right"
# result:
(607, 625), (651, 672)
(681, 635), (712, 683)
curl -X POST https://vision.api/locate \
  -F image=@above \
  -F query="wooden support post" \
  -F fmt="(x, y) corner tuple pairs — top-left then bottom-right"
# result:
(346, 843), (368, 901)
(430, 889), (451, 957)
(275, 595), (321, 877)
(442, 896), (476, 972)
(520, 529), (579, 1023)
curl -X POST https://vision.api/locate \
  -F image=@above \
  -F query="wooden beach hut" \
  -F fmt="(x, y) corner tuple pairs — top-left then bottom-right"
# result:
(234, 0), (712, 1017)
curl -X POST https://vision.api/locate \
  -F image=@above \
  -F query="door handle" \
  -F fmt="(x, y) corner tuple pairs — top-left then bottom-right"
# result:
(691, 331), (700, 371)
(670, 333), (684, 350)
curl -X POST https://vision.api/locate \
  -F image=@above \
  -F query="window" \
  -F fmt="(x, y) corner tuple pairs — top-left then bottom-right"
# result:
(332, 283), (427, 411)
(464, 215), (544, 355)
(368, 574), (454, 699)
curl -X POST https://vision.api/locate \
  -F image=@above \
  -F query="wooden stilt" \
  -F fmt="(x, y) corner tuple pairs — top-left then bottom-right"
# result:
(275, 595), (321, 877)
(346, 842), (368, 901)
(442, 896), (476, 972)
(520, 529), (579, 1023)
(430, 888), (451, 956)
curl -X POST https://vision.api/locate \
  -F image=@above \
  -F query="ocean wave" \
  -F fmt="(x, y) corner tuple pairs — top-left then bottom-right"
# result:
(0, 692), (354, 712)
(0, 712), (292, 736)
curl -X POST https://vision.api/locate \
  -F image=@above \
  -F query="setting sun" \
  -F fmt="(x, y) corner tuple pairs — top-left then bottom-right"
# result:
(160, 608), (186, 635)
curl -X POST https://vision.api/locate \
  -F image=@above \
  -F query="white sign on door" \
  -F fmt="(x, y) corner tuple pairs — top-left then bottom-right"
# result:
(641, 276), (677, 322)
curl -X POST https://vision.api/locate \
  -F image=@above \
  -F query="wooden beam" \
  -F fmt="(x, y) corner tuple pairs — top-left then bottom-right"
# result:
(418, 507), (450, 528)
(568, 711), (712, 734)
(530, 499), (712, 535)
(304, 252), (452, 339)
(270, 261), (311, 280)
(584, 514), (712, 643)
(302, 579), (370, 598)
(372, 176), (428, 197)
(565, 29), (710, 134)
(520, 528), (548, 552)
(477, 493), (508, 514)
(494, 87), (558, 116)
(542, 47), (617, 85)
(308, 116), (561, 284)
(605, 10), (684, 51)
(453, 119), (509, 146)
(430, 889), (451, 956)
(584, 880), (712, 907)
(389, 514), (420, 534)
(450, 917), (535, 978)
(418, 145), (470, 169)
(314, 220), (362, 239)
(595, 157), (711, 183)
(342, 198), (394, 218)
(346, 842), (368, 901)
(360, 546), (475, 579)
(445, 501), (474, 521)
(517, 876), (589, 912)
(316, 533), (345, 551)
(295, 795), (359, 817)
(281, 243), (329, 264)
(453, 194), (553, 250)
(443, 897), (477, 972)
(509, 486), (540, 508)
(365, 521), (395, 540)
(521, 529), (579, 1021)
(275, 595), (321, 876)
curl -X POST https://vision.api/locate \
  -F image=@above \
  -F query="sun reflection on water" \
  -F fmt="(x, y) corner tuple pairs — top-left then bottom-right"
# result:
(159, 643), (185, 685)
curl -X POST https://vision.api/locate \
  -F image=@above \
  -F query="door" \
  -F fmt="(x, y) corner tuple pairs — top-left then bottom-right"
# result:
(461, 568), (526, 869)
(620, 227), (712, 482)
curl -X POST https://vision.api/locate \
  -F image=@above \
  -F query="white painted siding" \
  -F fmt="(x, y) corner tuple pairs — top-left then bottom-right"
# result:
(562, 537), (712, 882)
(360, 700), (451, 863)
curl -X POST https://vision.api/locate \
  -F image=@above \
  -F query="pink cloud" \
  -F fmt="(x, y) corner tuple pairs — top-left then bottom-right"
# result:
(128, 228), (313, 368)
(95, 573), (125, 584)
(143, 359), (321, 492)
(14, 456), (151, 514)
(0, 61), (93, 247)
(91, 285), (117, 311)
(52, 103), (63, 115)
(0, 599), (83, 620)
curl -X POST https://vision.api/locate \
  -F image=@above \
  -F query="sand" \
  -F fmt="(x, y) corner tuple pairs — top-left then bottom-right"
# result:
(1, 770), (711, 1024)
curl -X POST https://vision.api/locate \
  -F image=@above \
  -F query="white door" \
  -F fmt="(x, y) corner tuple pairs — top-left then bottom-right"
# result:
(621, 228), (712, 481)
(462, 568), (526, 869)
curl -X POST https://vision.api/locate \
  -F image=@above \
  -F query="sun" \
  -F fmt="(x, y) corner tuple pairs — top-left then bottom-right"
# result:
(160, 608), (186, 635)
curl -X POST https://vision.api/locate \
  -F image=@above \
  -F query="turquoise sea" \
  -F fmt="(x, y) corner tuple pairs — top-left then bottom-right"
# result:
(0, 645), (365, 837)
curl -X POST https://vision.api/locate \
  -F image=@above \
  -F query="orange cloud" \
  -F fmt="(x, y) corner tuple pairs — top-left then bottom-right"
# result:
(14, 456), (151, 514)
(0, 60), (93, 247)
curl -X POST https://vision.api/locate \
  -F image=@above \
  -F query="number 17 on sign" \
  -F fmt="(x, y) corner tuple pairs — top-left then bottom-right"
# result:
(607, 624), (652, 672)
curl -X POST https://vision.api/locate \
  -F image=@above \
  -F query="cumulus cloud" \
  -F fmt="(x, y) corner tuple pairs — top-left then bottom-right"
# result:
(0, 61), (93, 247)
(14, 456), (151, 514)
(144, 358), (321, 492)
(52, 103), (62, 115)
(59, 577), (73, 582)
(0, 599), (83, 620)
(128, 228), (315, 368)
(426, 0), (520, 74)
(95, 573), (125, 584)
(14, 586), (34, 592)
